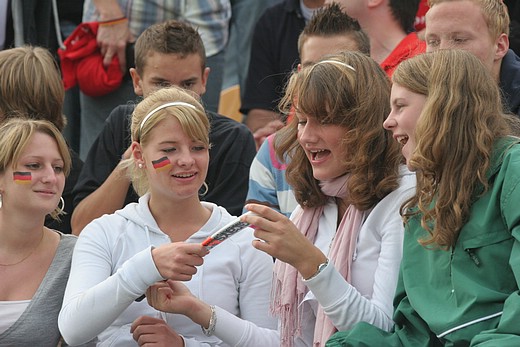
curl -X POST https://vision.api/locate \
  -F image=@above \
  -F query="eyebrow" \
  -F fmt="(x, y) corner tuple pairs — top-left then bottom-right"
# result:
(150, 77), (171, 84)
(180, 77), (198, 85)
(391, 98), (406, 105)
(158, 140), (179, 145)
(22, 155), (64, 162)
(158, 139), (203, 145)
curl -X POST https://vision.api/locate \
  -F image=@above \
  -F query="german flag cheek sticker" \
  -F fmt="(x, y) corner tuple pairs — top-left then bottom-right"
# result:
(152, 157), (172, 172)
(13, 171), (32, 184)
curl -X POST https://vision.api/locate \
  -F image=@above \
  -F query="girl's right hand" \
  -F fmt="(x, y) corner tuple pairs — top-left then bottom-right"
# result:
(151, 243), (208, 281)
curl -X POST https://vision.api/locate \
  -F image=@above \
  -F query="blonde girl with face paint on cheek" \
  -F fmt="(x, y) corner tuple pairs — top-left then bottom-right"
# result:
(58, 86), (276, 347)
(0, 118), (75, 346)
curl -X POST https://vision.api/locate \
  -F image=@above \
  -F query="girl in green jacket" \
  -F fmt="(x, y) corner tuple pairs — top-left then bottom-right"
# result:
(327, 49), (520, 346)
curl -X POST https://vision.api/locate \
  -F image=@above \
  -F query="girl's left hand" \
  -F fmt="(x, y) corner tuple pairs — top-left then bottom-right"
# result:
(145, 280), (215, 330)
(146, 280), (197, 317)
(243, 204), (326, 278)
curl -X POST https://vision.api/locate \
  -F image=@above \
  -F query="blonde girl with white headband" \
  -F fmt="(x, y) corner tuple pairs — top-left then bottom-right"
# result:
(144, 51), (416, 346)
(58, 87), (276, 346)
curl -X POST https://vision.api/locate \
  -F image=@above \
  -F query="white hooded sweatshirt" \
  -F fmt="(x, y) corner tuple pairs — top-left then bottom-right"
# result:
(58, 194), (276, 347)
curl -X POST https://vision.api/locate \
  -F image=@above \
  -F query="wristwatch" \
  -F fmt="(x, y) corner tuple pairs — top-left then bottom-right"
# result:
(304, 258), (329, 281)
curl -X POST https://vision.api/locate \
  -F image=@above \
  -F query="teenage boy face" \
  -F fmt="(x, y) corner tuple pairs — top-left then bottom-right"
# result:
(425, 0), (508, 74)
(130, 51), (209, 98)
(300, 34), (360, 68)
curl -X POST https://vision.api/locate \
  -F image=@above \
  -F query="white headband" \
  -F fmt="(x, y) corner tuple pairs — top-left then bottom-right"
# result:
(313, 60), (356, 71)
(138, 101), (197, 139)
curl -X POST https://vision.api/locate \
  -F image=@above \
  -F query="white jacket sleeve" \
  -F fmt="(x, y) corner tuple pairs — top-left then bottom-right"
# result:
(210, 231), (279, 347)
(184, 228), (279, 347)
(182, 337), (213, 347)
(303, 199), (406, 332)
(213, 306), (280, 347)
(58, 225), (163, 345)
(303, 260), (395, 332)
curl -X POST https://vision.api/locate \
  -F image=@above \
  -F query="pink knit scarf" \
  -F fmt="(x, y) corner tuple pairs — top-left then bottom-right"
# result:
(270, 174), (366, 347)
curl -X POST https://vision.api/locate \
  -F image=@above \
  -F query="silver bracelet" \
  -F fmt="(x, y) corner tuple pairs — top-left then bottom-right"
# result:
(201, 305), (217, 336)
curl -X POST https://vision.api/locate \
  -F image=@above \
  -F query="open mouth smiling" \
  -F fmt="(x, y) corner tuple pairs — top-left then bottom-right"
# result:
(396, 135), (408, 146)
(172, 173), (196, 178)
(310, 149), (330, 160)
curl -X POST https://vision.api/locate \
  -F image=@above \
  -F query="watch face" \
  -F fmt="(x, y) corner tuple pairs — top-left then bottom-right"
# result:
(306, 259), (329, 281)
(318, 260), (328, 272)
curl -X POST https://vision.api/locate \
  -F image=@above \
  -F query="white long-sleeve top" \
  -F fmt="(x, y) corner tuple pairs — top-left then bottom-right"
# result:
(58, 194), (276, 346)
(211, 167), (416, 347)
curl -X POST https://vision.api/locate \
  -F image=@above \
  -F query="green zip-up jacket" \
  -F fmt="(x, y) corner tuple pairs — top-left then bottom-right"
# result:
(327, 137), (520, 347)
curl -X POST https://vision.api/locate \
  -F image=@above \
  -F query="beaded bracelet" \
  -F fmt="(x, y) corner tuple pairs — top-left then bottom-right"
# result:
(99, 17), (128, 26)
(201, 305), (217, 336)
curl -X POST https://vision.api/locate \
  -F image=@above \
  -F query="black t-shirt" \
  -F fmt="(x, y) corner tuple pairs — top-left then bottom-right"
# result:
(240, 0), (305, 114)
(499, 50), (520, 117)
(505, 0), (520, 56)
(72, 104), (256, 216)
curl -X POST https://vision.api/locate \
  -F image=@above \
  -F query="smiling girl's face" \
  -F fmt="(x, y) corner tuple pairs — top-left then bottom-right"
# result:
(140, 116), (209, 203)
(384, 83), (427, 170)
(0, 132), (65, 216)
(296, 112), (348, 181)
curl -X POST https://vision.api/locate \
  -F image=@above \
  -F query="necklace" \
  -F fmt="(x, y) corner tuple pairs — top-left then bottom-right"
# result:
(0, 230), (45, 266)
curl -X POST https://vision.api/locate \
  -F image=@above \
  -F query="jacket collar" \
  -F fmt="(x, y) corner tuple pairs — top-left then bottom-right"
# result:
(488, 136), (520, 180)
(284, 0), (303, 17)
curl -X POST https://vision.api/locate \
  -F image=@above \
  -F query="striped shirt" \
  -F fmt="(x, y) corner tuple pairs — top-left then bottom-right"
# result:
(246, 133), (298, 217)
(82, 0), (231, 57)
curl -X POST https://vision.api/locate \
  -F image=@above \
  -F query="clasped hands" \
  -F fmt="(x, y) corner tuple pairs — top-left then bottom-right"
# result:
(132, 203), (326, 345)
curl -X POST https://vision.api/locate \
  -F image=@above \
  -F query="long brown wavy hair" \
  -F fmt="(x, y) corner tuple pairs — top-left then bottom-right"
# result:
(275, 51), (401, 211)
(393, 50), (510, 248)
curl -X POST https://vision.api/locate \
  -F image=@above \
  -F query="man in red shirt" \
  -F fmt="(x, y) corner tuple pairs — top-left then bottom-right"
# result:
(327, 0), (425, 76)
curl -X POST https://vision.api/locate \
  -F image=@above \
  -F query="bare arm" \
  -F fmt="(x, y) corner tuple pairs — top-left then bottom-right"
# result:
(245, 109), (284, 149)
(92, 0), (133, 70)
(71, 148), (132, 235)
(245, 109), (280, 133)
(92, 0), (124, 17)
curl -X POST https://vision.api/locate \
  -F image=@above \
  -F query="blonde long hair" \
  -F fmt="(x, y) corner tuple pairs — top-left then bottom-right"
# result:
(122, 87), (209, 196)
(0, 118), (71, 219)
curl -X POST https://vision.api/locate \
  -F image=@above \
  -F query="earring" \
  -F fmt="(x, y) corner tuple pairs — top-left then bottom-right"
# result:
(138, 163), (144, 169)
(57, 196), (65, 212)
(0, 193), (3, 209)
(199, 182), (209, 196)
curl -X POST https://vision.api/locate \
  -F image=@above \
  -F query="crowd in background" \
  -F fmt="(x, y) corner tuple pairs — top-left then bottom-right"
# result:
(1, 0), (520, 346)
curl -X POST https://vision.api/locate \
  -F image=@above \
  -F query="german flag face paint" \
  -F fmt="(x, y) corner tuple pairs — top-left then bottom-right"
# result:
(152, 157), (172, 172)
(13, 171), (32, 184)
